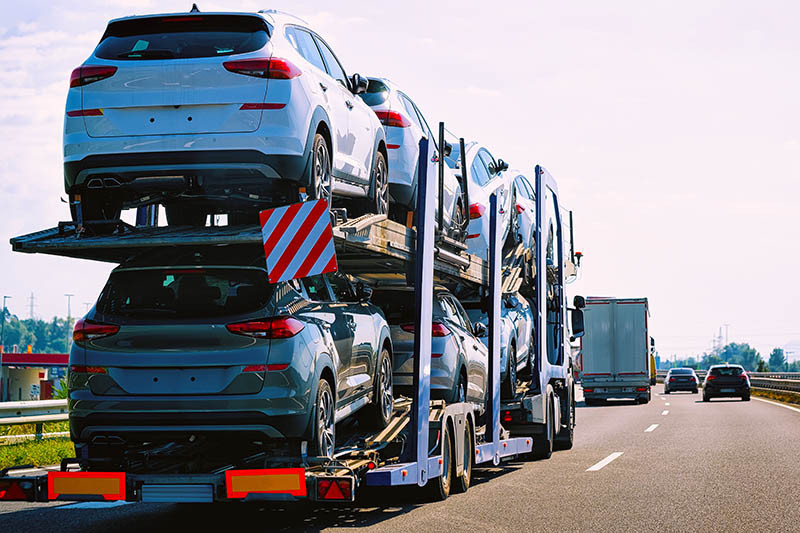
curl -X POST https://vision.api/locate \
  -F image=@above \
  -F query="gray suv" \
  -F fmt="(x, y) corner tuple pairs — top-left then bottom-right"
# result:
(69, 253), (393, 462)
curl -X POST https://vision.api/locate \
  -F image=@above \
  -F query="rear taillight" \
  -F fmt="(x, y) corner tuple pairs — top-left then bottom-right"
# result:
(239, 103), (286, 110)
(72, 318), (119, 342)
(690, 376), (696, 382)
(583, 388), (594, 393)
(69, 365), (107, 374)
(668, 377), (676, 382)
(706, 375), (716, 381)
(69, 65), (117, 88)
(400, 322), (451, 337)
(740, 374), (748, 381)
(515, 204), (525, 214)
(374, 110), (411, 128)
(469, 203), (486, 220)
(66, 109), (104, 117)
(317, 478), (352, 501)
(227, 317), (305, 339)
(223, 58), (301, 79)
(636, 387), (648, 392)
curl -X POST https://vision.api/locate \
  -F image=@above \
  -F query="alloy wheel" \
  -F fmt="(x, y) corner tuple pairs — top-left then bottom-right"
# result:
(313, 138), (331, 204)
(374, 154), (388, 215)
(379, 355), (393, 421)
(317, 384), (335, 458)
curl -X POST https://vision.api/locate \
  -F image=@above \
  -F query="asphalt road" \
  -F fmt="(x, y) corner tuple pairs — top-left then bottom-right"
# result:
(2, 385), (799, 532)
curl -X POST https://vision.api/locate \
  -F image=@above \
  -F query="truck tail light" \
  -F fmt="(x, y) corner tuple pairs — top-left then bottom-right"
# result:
(373, 110), (411, 128)
(69, 65), (117, 88)
(317, 478), (352, 501)
(223, 58), (301, 79)
(469, 203), (486, 219)
(227, 317), (305, 339)
(72, 318), (119, 342)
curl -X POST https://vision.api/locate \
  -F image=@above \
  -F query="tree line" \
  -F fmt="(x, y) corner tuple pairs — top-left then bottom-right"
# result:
(0, 312), (75, 354)
(662, 343), (800, 372)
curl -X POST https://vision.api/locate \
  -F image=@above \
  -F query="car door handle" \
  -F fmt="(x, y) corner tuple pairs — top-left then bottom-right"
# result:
(319, 82), (328, 92)
(345, 100), (354, 110)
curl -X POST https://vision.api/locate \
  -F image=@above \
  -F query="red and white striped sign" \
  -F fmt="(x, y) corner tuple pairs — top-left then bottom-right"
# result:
(259, 200), (338, 284)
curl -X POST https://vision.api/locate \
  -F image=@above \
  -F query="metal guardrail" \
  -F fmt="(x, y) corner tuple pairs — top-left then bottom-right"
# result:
(0, 400), (68, 441)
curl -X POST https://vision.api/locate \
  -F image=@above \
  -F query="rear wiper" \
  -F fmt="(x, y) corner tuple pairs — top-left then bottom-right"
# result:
(117, 49), (175, 59)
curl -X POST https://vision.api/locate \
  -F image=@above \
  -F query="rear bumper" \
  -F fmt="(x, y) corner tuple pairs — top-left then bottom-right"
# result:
(704, 384), (749, 396)
(665, 382), (698, 392)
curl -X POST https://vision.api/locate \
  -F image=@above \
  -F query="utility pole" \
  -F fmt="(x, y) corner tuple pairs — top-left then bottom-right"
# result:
(1, 295), (11, 402)
(64, 293), (74, 353)
(723, 323), (730, 346)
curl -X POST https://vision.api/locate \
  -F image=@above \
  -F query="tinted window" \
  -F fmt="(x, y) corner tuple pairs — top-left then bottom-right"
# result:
(670, 368), (694, 375)
(360, 79), (390, 106)
(286, 27), (326, 73)
(303, 275), (332, 302)
(471, 157), (491, 187)
(449, 297), (474, 333)
(96, 15), (269, 60)
(371, 290), (445, 324)
(398, 94), (423, 130)
(314, 35), (348, 87)
(328, 272), (356, 303)
(478, 149), (498, 177)
(710, 367), (744, 376)
(438, 296), (461, 325)
(96, 268), (272, 320)
(515, 176), (532, 200)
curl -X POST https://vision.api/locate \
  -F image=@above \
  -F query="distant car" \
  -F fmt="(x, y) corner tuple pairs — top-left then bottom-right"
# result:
(64, 9), (387, 225)
(664, 368), (699, 394)
(69, 253), (393, 462)
(447, 142), (512, 257)
(359, 78), (465, 236)
(462, 293), (533, 399)
(370, 285), (487, 406)
(703, 364), (750, 402)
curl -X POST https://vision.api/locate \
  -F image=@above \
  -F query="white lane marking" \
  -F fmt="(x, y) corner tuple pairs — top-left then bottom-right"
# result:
(645, 424), (659, 432)
(586, 452), (624, 471)
(665, 402), (670, 406)
(662, 410), (669, 415)
(753, 398), (800, 414)
(59, 501), (132, 509)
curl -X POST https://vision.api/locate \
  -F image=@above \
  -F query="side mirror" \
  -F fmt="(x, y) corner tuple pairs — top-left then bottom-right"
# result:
(497, 159), (509, 172)
(472, 322), (488, 337)
(351, 73), (368, 95)
(573, 295), (585, 309)
(569, 308), (585, 341)
(444, 142), (452, 157)
(357, 282), (373, 302)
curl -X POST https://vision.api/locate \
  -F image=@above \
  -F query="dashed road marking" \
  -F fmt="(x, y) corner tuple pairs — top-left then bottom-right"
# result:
(586, 452), (623, 471)
(665, 402), (670, 406)
(645, 424), (659, 432)
(753, 398), (800, 414)
(662, 410), (669, 415)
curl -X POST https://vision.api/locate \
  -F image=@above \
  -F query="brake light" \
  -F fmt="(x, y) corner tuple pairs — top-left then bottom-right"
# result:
(583, 388), (594, 393)
(401, 322), (451, 337)
(69, 365), (107, 374)
(66, 109), (104, 117)
(740, 374), (748, 381)
(223, 58), (301, 79)
(503, 411), (513, 423)
(469, 203), (486, 219)
(690, 376), (696, 382)
(227, 317), (305, 339)
(636, 387), (648, 392)
(515, 204), (525, 214)
(706, 375), (716, 381)
(72, 318), (119, 342)
(69, 65), (117, 88)
(669, 377), (676, 382)
(373, 110), (411, 128)
(466, 233), (480, 239)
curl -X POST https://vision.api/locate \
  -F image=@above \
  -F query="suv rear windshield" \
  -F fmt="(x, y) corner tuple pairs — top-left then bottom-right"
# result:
(95, 15), (270, 60)
(670, 369), (694, 375)
(371, 290), (443, 324)
(96, 268), (273, 320)
(710, 367), (744, 376)
(359, 79), (390, 106)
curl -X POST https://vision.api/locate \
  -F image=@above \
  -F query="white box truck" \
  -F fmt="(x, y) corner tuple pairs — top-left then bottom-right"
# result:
(579, 297), (652, 404)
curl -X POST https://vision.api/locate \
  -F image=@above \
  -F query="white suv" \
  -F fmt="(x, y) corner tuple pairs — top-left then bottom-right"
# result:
(63, 9), (387, 225)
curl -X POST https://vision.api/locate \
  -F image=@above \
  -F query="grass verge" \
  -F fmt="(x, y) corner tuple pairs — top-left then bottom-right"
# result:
(0, 438), (74, 471)
(751, 388), (800, 406)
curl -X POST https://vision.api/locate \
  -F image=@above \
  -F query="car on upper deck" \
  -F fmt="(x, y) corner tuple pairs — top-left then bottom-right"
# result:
(68, 250), (393, 462)
(64, 8), (386, 226)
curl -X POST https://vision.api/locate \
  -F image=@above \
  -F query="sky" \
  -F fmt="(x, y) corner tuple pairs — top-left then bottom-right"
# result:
(0, 0), (798, 360)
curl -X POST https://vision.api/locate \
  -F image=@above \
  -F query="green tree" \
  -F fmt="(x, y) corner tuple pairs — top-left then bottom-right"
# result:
(768, 348), (787, 372)
(757, 359), (769, 372)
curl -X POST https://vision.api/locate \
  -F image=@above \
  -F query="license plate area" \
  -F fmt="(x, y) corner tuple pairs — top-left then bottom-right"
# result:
(721, 388), (735, 393)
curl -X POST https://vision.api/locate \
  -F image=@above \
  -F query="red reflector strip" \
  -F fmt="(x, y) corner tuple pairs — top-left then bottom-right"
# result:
(66, 109), (104, 117)
(240, 103), (286, 110)
(636, 387), (648, 392)
(267, 363), (289, 371)
(386, 144), (401, 149)
(583, 388), (594, 392)
(466, 234), (480, 239)
(317, 478), (352, 500)
(48, 472), (125, 501)
(226, 468), (306, 498)
(242, 365), (265, 372)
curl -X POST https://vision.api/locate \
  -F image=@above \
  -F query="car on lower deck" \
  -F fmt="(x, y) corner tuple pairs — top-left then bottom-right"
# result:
(369, 285), (487, 407)
(664, 368), (699, 394)
(359, 78), (465, 238)
(703, 364), (750, 401)
(64, 9), (387, 226)
(69, 253), (393, 463)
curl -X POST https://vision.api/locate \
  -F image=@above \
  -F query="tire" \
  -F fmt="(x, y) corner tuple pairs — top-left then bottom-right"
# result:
(554, 385), (574, 451)
(165, 204), (207, 226)
(692, 389), (698, 394)
(501, 345), (517, 400)
(453, 420), (474, 494)
(702, 394), (710, 402)
(359, 348), (393, 429)
(307, 133), (332, 206)
(367, 150), (388, 216)
(664, 389), (670, 394)
(425, 422), (453, 501)
(742, 393), (750, 402)
(449, 372), (467, 404)
(531, 394), (554, 460)
(310, 379), (335, 458)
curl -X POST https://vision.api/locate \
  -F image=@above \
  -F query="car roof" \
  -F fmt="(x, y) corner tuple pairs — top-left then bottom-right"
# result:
(108, 9), (310, 29)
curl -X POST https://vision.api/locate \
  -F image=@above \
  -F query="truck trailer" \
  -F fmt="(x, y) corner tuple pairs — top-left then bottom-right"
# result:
(579, 298), (651, 404)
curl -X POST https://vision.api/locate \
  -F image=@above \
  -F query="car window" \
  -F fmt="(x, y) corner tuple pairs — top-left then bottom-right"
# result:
(670, 368), (694, 375)
(398, 94), (423, 131)
(478, 149), (498, 177)
(471, 157), (491, 187)
(95, 15), (270, 60)
(327, 272), (357, 303)
(520, 175), (536, 199)
(313, 34), (348, 88)
(710, 366), (744, 376)
(449, 297), (474, 334)
(360, 79), (390, 106)
(286, 27), (326, 73)
(438, 295), (464, 327)
(410, 100), (439, 150)
(515, 176), (532, 200)
(303, 275), (332, 302)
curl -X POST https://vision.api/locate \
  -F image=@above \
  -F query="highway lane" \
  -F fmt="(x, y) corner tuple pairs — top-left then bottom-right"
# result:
(2, 385), (799, 532)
